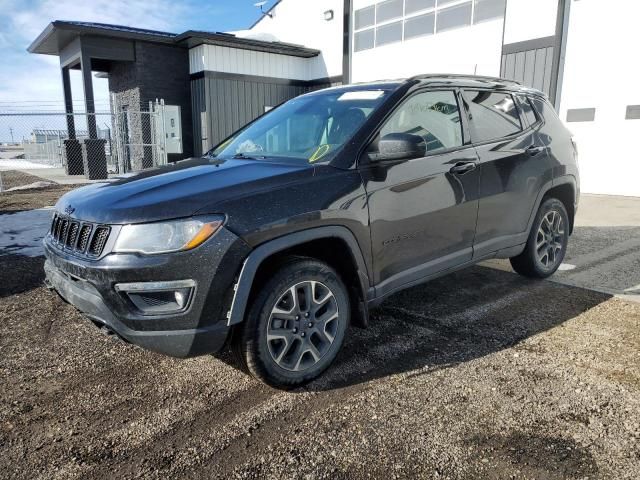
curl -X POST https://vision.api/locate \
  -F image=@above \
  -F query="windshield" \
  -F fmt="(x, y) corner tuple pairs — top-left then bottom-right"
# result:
(208, 89), (390, 164)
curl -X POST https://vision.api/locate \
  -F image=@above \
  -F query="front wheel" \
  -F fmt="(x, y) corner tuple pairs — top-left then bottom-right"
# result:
(233, 258), (349, 389)
(510, 197), (569, 278)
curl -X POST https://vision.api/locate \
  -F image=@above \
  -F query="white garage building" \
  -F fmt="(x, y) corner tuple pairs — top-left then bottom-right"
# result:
(31, 0), (639, 194)
(249, 0), (639, 197)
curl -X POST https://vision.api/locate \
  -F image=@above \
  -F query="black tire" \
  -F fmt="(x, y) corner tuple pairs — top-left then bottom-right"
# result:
(233, 257), (350, 389)
(510, 197), (569, 278)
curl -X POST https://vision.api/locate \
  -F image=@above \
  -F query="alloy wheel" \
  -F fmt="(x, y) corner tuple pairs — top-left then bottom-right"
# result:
(535, 209), (565, 268)
(266, 280), (340, 372)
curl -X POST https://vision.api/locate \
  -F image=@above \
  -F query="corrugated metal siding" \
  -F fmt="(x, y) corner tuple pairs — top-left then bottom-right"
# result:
(189, 44), (310, 80)
(501, 46), (554, 97)
(190, 76), (208, 156)
(191, 75), (328, 154)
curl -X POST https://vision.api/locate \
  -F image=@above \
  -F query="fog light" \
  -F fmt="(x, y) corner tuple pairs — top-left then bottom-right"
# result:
(175, 290), (187, 309)
(115, 280), (196, 315)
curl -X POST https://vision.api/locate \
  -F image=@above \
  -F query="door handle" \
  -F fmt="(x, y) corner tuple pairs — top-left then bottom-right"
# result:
(526, 145), (546, 156)
(449, 161), (477, 175)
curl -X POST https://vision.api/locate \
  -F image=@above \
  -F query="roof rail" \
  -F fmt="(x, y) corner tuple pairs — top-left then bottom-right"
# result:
(407, 73), (521, 85)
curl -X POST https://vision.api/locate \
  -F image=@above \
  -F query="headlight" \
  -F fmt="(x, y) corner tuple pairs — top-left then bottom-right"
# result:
(113, 217), (224, 254)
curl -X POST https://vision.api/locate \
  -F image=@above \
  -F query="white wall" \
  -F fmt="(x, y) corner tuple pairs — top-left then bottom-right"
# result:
(351, 18), (504, 82)
(251, 0), (345, 79)
(189, 44), (311, 80)
(503, 0), (557, 44)
(350, 0), (505, 82)
(559, 0), (640, 197)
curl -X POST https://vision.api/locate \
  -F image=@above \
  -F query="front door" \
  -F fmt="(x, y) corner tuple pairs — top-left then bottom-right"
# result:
(361, 89), (480, 298)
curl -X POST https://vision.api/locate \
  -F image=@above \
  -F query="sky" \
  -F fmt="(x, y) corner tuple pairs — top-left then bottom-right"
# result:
(0, 0), (276, 114)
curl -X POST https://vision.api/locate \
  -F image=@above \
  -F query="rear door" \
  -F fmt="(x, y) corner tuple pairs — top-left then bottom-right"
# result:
(361, 89), (480, 296)
(461, 89), (553, 258)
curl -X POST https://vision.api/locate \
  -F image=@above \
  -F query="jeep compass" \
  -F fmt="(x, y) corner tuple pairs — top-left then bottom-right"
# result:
(44, 75), (579, 388)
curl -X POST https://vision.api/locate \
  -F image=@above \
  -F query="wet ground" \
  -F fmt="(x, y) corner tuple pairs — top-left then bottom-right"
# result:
(1, 187), (639, 479)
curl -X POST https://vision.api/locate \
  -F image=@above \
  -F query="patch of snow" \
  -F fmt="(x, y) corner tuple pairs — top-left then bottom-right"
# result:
(4, 181), (55, 192)
(231, 30), (281, 43)
(0, 159), (57, 170)
(558, 263), (577, 271)
(0, 208), (53, 257)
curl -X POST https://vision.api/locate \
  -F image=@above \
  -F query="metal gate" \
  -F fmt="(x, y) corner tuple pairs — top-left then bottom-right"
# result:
(111, 97), (168, 173)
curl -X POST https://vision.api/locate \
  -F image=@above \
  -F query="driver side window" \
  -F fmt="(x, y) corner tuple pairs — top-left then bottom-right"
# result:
(380, 90), (463, 153)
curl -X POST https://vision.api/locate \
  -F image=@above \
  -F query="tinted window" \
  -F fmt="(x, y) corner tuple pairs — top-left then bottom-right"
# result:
(380, 90), (463, 153)
(473, 0), (506, 23)
(463, 90), (522, 141)
(405, 0), (435, 14)
(354, 29), (375, 51)
(531, 97), (565, 131)
(376, 0), (403, 23)
(376, 21), (403, 46)
(404, 13), (435, 40)
(436, 1), (472, 32)
(517, 95), (538, 126)
(354, 6), (375, 29)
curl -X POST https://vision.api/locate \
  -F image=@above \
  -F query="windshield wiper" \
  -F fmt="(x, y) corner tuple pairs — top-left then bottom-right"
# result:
(232, 152), (265, 160)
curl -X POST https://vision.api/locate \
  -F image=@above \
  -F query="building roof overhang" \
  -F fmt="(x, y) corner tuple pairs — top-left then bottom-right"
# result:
(28, 20), (320, 59)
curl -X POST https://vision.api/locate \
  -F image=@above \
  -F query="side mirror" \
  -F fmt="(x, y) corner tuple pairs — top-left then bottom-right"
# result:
(369, 133), (426, 162)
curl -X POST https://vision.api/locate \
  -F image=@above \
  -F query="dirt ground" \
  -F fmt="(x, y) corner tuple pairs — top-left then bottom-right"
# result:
(1, 188), (639, 479)
(0, 171), (76, 212)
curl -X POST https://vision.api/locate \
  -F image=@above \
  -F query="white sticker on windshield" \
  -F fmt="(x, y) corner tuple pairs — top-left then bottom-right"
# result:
(338, 90), (385, 101)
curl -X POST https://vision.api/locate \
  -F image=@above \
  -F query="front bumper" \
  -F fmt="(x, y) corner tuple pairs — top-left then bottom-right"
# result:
(44, 226), (250, 358)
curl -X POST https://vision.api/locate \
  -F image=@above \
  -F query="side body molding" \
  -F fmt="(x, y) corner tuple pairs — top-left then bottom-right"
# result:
(226, 226), (371, 326)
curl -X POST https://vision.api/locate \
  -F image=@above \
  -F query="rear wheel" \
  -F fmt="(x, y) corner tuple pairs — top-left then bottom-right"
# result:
(510, 197), (569, 278)
(233, 258), (349, 388)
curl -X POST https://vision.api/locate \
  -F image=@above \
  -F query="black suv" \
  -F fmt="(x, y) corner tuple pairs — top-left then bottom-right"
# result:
(45, 75), (579, 388)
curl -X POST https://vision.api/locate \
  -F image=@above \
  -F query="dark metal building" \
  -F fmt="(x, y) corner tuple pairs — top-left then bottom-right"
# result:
(28, 21), (330, 167)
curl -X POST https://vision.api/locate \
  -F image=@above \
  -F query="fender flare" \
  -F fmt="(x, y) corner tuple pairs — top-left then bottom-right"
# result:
(226, 226), (371, 326)
(525, 174), (577, 235)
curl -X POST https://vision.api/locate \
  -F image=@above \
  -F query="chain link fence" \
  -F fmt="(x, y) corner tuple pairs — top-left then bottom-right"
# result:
(0, 101), (168, 193)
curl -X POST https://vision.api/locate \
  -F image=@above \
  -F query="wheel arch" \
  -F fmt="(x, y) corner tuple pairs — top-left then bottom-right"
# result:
(526, 175), (577, 236)
(226, 226), (372, 329)
(543, 179), (577, 234)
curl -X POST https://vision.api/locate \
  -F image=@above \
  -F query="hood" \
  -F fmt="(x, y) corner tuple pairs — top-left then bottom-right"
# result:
(55, 157), (312, 224)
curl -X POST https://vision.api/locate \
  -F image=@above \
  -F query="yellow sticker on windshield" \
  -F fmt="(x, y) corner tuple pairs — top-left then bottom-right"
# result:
(309, 144), (330, 163)
(216, 137), (233, 152)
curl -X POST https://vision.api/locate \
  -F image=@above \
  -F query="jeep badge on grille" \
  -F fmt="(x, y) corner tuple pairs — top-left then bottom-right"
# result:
(64, 205), (75, 215)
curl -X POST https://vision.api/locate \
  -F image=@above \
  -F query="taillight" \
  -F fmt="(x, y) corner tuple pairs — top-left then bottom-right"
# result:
(571, 136), (579, 166)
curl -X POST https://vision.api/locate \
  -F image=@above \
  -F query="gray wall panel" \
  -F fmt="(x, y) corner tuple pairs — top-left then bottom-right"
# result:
(514, 51), (526, 83)
(501, 45), (555, 98)
(504, 53), (515, 81)
(543, 47), (553, 95)
(191, 72), (332, 153)
(532, 48), (546, 92)
(524, 50), (535, 87)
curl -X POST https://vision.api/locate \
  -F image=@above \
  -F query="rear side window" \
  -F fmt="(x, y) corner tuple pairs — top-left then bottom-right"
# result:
(516, 95), (538, 127)
(463, 90), (522, 142)
(531, 96), (565, 131)
(380, 90), (463, 153)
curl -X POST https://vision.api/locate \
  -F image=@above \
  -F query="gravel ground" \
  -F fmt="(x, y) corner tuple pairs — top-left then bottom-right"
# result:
(1, 259), (638, 479)
(1, 189), (639, 479)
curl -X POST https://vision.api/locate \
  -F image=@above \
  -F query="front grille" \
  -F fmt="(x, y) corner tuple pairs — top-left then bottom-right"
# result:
(88, 227), (110, 256)
(66, 222), (80, 248)
(77, 225), (92, 252)
(49, 214), (111, 257)
(60, 218), (69, 244)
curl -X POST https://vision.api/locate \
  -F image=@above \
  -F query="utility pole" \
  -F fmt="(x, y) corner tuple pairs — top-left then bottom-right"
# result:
(9, 127), (14, 144)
